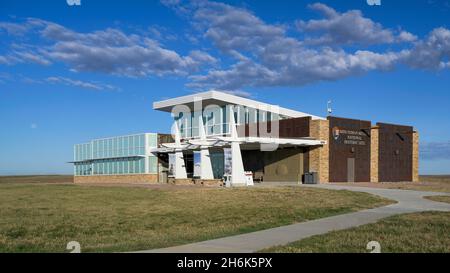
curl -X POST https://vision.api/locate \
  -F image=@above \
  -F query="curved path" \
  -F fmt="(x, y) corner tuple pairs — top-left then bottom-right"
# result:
(134, 184), (450, 253)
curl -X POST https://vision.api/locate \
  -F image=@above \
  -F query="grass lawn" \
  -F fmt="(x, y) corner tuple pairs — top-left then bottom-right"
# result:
(0, 182), (392, 253)
(341, 175), (450, 193)
(263, 211), (450, 253)
(425, 195), (450, 204)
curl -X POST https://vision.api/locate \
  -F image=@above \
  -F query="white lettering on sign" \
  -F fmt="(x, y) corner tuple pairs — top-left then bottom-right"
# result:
(333, 127), (367, 146)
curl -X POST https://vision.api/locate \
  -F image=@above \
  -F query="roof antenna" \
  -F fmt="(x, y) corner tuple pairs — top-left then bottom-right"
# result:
(327, 100), (332, 116)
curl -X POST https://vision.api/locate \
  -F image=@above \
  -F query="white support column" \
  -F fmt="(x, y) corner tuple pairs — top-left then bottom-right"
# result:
(174, 150), (187, 179)
(229, 105), (247, 186)
(173, 122), (187, 179)
(199, 115), (214, 179)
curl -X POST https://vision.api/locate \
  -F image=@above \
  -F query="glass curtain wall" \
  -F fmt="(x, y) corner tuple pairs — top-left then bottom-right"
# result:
(174, 105), (283, 139)
(74, 134), (157, 176)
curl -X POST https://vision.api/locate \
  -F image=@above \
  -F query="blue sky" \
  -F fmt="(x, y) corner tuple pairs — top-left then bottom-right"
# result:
(0, 0), (449, 175)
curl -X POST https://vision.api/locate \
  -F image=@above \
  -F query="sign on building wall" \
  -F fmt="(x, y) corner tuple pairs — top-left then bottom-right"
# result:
(168, 153), (175, 177)
(223, 148), (232, 175)
(193, 151), (201, 177)
(332, 126), (367, 146)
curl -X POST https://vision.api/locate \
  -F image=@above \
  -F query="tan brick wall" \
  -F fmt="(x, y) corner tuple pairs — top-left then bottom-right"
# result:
(167, 178), (223, 187)
(194, 179), (224, 187)
(167, 178), (192, 185)
(309, 119), (330, 183)
(74, 174), (158, 184)
(370, 127), (379, 182)
(412, 131), (419, 182)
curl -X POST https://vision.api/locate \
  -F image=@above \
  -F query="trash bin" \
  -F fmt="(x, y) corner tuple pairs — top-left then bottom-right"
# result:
(303, 172), (311, 184)
(303, 172), (318, 184)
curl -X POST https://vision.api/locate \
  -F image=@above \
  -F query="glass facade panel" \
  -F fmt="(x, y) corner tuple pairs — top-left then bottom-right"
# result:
(148, 134), (157, 148)
(210, 151), (224, 179)
(169, 105), (284, 139)
(148, 156), (157, 174)
(74, 133), (159, 176)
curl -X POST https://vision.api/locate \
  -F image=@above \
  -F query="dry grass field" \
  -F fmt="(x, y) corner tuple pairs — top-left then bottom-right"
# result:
(263, 211), (450, 253)
(332, 175), (450, 193)
(0, 175), (73, 184)
(425, 195), (450, 204)
(0, 177), (393, 253)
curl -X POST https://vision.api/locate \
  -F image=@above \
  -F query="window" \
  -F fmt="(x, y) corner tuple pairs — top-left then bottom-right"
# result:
(140, 159), (143, 172)
(124, 160), (129, 174)
(118, 137), (123, 157)
(148, 156), (157, 174)
(134, 159), (140, 173)
(129, 160), (135, 174)
(148, 134), (157, 148)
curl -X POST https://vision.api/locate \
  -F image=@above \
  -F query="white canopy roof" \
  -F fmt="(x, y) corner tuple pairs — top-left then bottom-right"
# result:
(150, 136), (325, 153)
(153, 90), (324, 120)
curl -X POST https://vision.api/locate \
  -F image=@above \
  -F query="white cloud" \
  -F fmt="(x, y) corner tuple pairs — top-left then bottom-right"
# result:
(185, 1), (449, 90)
(1, 2), (449, 91)
(0, 18), (216, 77)
(186, 1), (406, 89)
(0, 22), (30, 35)
(0, 55), (10, 65)
(221, 90), (253, 98)
(296, 3), (410, 46)
(45, 76), (119, 91)
(398, 31), (418, 42)
(14, 51), (51, 66)
(404, 27), (450, 70)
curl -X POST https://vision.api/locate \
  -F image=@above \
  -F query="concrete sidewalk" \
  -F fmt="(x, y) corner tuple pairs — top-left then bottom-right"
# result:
(133, 184), (450, 253)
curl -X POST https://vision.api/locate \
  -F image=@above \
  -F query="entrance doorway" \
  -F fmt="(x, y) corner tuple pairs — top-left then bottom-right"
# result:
(347, 158), (355, 182)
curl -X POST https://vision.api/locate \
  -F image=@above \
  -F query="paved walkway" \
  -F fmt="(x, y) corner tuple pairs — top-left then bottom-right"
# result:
(134, 184), (450, 253)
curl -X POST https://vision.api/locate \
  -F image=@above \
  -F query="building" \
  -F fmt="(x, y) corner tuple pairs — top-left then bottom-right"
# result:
(72, 133), (172, 184)
(73, 90), (419, 185)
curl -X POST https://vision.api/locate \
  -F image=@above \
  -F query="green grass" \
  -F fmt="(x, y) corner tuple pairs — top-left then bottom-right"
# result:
(0, 182), (393, 253)
(425, 195), (450, 204)
(263, 211), (450, 253)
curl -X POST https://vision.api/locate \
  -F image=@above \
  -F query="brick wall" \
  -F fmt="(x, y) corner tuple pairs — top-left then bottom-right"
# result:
(328, 116), (371, 182)
(309, 119), (330, 183)
(412, 131), (419, 182)
(74, 174), (158, 184)
(370, 127), (379, 182)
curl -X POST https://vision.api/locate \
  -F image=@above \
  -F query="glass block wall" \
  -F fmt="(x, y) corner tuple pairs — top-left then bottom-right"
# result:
(74, 133), (158, 176)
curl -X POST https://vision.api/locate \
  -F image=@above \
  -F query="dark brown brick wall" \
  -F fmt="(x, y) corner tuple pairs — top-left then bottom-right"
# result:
(328, 116), (371, 182)
(238, 116), (311, 138)
(377, 123), (414, 182)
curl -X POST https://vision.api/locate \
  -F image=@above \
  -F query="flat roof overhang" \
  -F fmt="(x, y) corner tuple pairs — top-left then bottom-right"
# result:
(150, 136), (325, 153)
(68, 155), (145, 163)
(153, 90), (324, 120)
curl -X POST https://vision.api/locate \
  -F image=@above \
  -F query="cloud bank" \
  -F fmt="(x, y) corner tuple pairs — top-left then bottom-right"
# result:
(0, 1), (449, 90)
